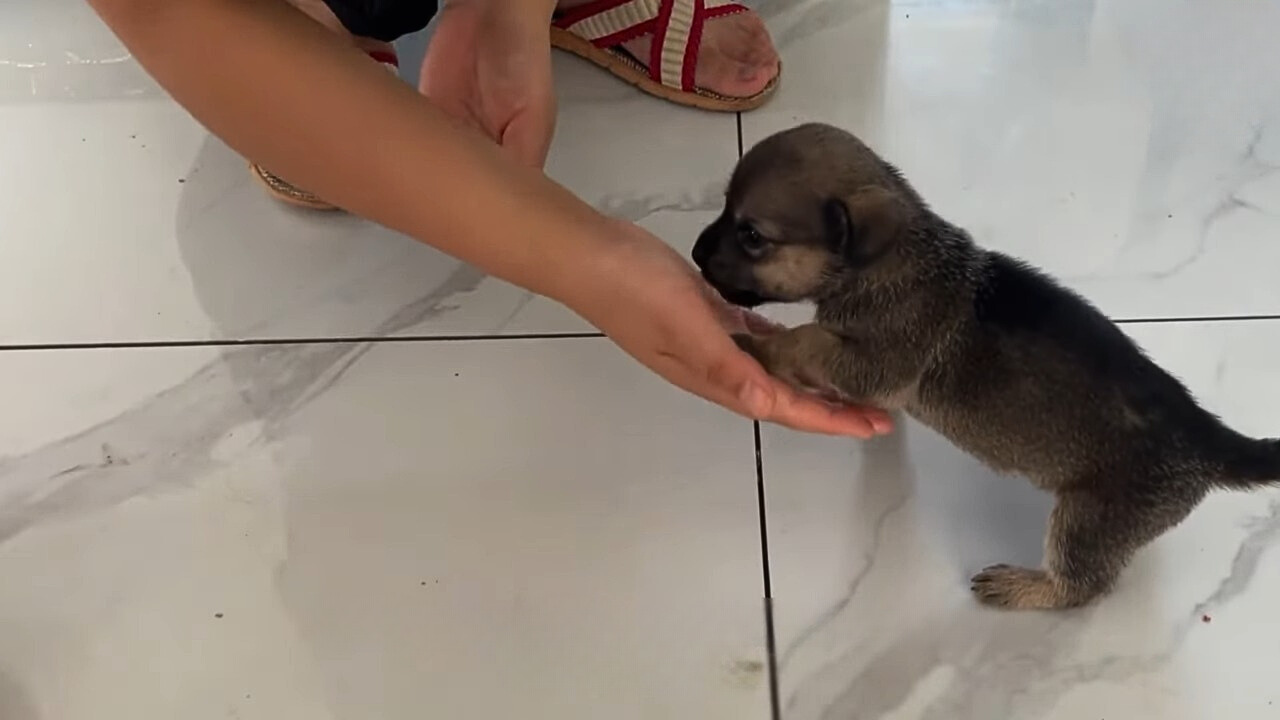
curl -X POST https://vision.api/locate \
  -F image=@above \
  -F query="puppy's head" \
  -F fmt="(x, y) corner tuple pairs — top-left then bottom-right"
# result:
(692, 123), (917, 307)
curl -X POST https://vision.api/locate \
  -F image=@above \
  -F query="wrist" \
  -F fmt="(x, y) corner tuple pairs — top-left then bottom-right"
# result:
(532, 212), (627, 310)
(541, 216), (657, 320)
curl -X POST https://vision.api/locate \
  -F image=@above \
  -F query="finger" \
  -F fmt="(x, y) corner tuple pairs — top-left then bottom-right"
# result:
(714, 305), (750, 335)
(762, 380), (893, 438)
(688, 341), (886, 438)
(650, 331), (782, 422)
(697, 281), (754, 335)
(694, 278), (783, 337)
(653, 337), (760, 412)
(694, 331), (892, 437)
(652, 285), (890, 438)
(500, 106), (555, 168)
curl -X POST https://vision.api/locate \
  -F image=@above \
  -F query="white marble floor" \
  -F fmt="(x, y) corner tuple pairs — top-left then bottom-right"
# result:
(3, 1), (1280, 718)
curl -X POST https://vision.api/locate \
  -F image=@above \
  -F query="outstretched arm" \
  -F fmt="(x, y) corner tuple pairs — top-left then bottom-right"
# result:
(90, 0), (600, 299)
(90, 0), (893, 438)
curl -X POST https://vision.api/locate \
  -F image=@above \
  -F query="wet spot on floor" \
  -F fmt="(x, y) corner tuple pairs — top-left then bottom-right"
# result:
(725, 658), (765, 689)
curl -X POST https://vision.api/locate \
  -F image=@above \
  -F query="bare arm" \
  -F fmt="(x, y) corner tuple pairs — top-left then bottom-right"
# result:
(89, 0), (895, 438)
(90, 0), (602, 303)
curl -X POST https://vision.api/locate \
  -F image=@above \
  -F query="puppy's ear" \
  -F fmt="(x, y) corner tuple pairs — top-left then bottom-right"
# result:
(822, 186), (910, 267)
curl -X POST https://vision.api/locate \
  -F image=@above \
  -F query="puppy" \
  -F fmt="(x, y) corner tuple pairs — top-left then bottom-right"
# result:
(692, 122), (1280, 610)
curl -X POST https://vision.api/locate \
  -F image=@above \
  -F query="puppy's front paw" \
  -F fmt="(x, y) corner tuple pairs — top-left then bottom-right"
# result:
(970, 564), (1061, 611)
(731, 333), (768, 364)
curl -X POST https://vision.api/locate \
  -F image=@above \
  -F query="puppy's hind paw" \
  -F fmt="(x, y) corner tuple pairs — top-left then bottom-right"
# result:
(970, 564), (1064, 611)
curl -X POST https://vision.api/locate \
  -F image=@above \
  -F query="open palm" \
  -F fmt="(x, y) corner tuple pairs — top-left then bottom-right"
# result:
(570, 221), (893, 438)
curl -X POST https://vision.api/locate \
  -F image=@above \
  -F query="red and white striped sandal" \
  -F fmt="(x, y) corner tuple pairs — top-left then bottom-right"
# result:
(250, 49), (401, 210)
(551, 0), (780, 112)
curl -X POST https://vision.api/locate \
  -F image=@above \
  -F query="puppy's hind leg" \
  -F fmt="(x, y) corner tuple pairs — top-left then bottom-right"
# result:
(971, 488), (1200, 610)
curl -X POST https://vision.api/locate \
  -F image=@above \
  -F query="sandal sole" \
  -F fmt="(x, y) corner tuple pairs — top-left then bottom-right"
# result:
(249, 162), (342, 212)
(251, 50), (399, 211)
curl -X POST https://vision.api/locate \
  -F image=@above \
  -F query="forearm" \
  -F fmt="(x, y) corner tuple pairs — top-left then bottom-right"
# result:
(92, 0), (608, 302)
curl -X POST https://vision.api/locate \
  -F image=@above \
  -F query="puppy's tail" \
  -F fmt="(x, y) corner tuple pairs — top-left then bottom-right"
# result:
(1212, 430), (1280, 490)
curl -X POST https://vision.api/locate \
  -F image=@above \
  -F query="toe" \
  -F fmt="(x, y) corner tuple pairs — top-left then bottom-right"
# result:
(616, 8), (780, 99)
(970, 564), (1055, 610)
(694, 11), (780, 97)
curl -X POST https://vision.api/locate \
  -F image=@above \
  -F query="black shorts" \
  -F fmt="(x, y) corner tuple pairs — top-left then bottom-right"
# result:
(320, 0), (439, 42)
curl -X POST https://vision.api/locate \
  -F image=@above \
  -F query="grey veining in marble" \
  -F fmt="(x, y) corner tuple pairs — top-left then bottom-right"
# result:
(766, 321), (1280, 719)
(0, 0), (737, 345)
(0, 336), (774, 719)
(9, 0), (1280, 717)
(0, 263), (482, 542)
(743, 0), (1280, 321)
(787, 494), (1280, 720)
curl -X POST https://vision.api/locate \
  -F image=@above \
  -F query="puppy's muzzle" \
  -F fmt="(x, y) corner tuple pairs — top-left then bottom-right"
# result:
(692, 230), (769, 308)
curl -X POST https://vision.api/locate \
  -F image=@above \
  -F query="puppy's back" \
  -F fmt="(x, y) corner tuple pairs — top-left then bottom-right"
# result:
(919, 251), (1228, 485)
(973, 253), (1200, 421)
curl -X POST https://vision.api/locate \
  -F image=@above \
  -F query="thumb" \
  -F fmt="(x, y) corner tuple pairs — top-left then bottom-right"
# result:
(701, 346), (777, 420)
(705, 337), (887, 437)
(500, 108), (554, 168)
(736, 378), (776, 419)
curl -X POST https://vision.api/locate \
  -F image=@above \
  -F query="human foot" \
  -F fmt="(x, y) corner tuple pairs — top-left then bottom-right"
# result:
(552, 0), (780, 110)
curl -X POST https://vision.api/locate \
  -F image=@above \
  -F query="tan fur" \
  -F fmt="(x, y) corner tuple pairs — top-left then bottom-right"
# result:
(752, 245), (831, 299)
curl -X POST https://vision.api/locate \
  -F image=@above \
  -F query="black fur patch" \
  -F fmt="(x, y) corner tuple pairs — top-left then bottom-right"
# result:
(972, 252), (1280, 482)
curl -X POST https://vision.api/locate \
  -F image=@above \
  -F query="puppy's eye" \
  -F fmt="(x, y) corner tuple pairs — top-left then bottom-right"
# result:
(737, 224), (771, 256)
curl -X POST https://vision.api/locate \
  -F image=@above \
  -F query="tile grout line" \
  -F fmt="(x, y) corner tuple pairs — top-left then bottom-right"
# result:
(6, 313), (1280, 353)
(0, 331), (605, 352)
(754, 420), (783, 720)
(741, 110), (783, 720)
(1110, 313), (1280, 325)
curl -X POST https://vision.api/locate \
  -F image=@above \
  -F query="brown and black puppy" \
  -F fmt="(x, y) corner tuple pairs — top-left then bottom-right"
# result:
(692, 122), (1280, 611)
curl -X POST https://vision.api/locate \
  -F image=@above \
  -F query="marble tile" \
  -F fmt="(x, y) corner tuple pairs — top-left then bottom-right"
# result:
(0, 337), (771, 719)
(761, 319), (1280, 719)
(0, 1), (736, 345)
(744, 0), (1280, 321)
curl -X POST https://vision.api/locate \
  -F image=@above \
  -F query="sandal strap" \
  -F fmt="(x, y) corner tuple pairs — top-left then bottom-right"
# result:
(367, 49), (400, 68)
(554, 0), (748, 92)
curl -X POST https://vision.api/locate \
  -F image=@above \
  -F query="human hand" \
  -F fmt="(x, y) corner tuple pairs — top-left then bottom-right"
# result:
(564, 220), (894, 438)
(419, 0), (557, 168)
